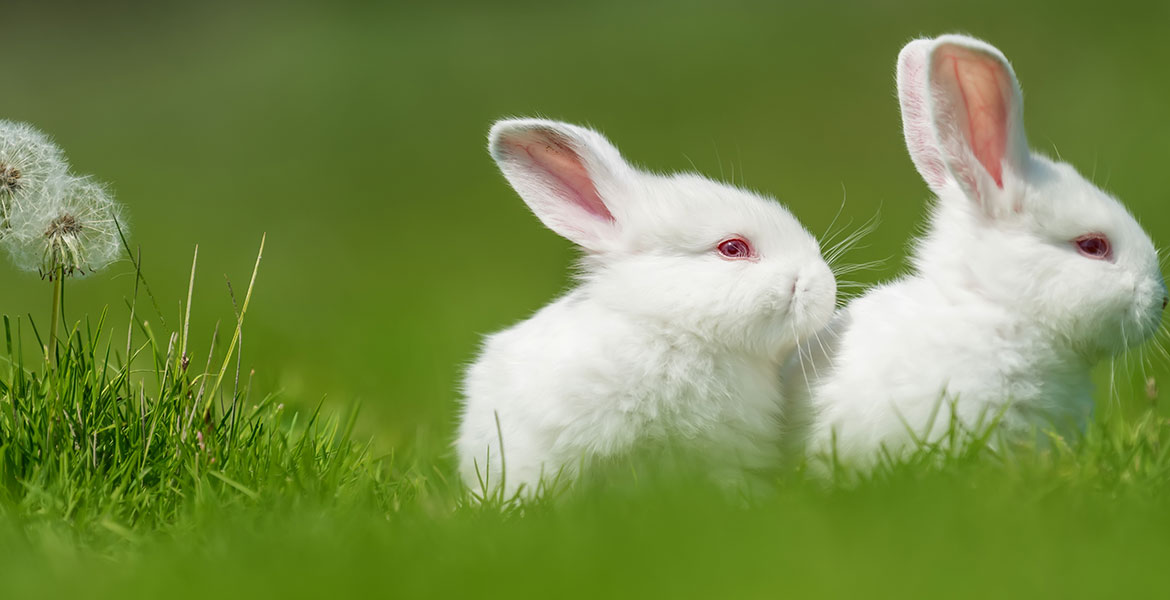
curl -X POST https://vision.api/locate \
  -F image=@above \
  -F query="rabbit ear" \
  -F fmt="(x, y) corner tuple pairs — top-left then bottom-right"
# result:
(489, 119), (632, 251)
(899, 35), (1030, 215)
(897, 39), (949, 191)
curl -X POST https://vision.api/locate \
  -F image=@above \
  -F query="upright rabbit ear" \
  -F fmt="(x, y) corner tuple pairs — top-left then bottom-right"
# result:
(898, 35), (1030, 215)
(898, 39), (949, 191)
(489, 119), (633, 252)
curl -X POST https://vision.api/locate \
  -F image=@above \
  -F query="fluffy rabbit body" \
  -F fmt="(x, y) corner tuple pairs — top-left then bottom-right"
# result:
(785, 35), (1166, 464)
(458, 119), (836, 496)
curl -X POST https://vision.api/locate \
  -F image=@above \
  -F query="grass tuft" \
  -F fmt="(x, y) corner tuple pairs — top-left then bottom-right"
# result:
(0, 240), (395, 546)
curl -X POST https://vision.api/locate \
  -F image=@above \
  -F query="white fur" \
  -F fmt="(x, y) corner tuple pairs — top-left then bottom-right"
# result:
(458, 118), (836, 496)
(784, 35), (1166, 466)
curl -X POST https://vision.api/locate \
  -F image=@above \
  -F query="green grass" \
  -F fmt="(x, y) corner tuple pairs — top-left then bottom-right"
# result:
(0, 241), (396, 542)
(2, 248), (1170, 597)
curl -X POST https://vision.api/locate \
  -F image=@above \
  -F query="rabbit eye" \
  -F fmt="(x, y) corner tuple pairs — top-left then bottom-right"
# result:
(717, 237), (754, 260)
(1074, 234), (1112, 261)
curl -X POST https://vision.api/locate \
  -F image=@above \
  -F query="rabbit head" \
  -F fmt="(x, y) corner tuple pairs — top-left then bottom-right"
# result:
(489, 118), (836, 360)
(897, 35), (1166, 360)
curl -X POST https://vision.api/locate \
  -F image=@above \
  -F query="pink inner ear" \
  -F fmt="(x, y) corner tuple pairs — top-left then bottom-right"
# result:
(940, 48), (1010, 188)
(516, 136), (614, 223)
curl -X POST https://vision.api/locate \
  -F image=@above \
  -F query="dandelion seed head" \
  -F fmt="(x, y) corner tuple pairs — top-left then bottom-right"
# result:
(0, 164), (22, 193)
(6, 175), (126, 278)
(0, 120), (69, 237)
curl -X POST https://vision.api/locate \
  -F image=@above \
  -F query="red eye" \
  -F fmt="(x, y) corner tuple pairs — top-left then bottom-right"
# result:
(717, 237), (754, 260)
(1074, 233), (1112, 260)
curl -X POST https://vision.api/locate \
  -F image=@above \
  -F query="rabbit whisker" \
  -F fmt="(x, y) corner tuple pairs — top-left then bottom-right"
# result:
(820, 184), (850, 241)
(824, 211), (881, 266)
(832, 259), (888, 277)
(792, 320), (813, 400)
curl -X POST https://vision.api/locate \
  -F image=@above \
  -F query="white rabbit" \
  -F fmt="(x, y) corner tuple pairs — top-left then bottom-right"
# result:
(457, 118), (836, 497)
(783, 35), (1167, 468)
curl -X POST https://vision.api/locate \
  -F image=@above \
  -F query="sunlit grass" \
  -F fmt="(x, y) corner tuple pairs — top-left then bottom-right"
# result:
(0, 240), (399, 547)
(2, 245), (1170, 598)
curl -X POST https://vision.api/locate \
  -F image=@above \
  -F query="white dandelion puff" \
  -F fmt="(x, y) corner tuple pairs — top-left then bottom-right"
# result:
(0, 120), (69, 238)
(7, 175), (125, 279)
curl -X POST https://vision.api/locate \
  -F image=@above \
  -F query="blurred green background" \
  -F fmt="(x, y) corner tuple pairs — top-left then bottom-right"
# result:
(2, 0), (1168, 457)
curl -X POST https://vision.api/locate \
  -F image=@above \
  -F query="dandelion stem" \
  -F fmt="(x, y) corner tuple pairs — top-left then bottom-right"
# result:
(47, 265), (63, 364)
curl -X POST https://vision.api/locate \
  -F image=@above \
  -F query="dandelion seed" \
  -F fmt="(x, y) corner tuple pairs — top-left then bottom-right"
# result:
(0, 121), (69, 237)
(6, 175), (125, 278)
